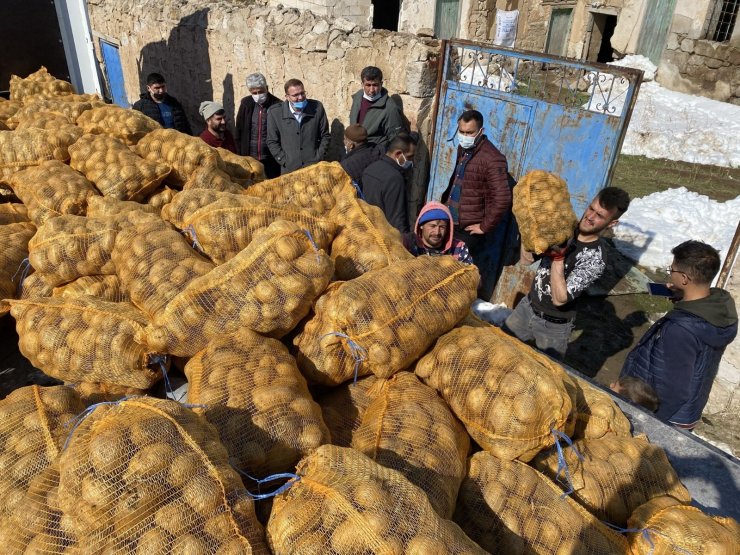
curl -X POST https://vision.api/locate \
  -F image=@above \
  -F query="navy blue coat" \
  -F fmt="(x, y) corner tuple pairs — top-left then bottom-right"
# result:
(621, 291), (737, 427)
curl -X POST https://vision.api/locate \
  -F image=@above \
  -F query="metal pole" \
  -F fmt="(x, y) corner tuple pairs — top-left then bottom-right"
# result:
(717, 220), (740, 289)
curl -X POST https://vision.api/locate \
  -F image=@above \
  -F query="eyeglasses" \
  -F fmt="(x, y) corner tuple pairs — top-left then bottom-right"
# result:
(664, 267), (691, 281)
(287, 91), (306, 100)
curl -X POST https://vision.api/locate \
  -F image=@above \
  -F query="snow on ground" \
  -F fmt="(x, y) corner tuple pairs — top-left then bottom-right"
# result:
(471, 299), (512, 326)
(612, 187), (740, 271)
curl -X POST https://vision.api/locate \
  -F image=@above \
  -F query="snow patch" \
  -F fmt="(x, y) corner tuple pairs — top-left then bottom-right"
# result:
(609, 55), (657, 81)
(471, 299), (513, 326)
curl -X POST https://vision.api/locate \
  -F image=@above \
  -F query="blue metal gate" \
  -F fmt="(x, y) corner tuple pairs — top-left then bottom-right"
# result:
(100, 41), (128, 108)
(427, 40), (643, 297)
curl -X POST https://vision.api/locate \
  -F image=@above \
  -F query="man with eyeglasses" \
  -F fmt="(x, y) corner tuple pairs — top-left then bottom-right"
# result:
(620, 240), (737, 430)
(266, 78), (330, 174)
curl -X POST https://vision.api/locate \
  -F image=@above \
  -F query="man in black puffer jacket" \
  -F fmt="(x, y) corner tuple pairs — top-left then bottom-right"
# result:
(340, 124), (384, 193)
(132, 73), (192, 135)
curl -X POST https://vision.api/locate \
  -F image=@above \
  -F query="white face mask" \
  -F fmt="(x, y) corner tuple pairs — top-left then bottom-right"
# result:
(363, 91), (382, 102)
(397, 152), (413, 170)
(458, 128), (481, 149)
(252, 93), (267, 104)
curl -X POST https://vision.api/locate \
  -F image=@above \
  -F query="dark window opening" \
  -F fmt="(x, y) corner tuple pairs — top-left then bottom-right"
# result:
(372, 0), (400, 31)
(587, 13), (618, 63)
(707, 0), (739, 42)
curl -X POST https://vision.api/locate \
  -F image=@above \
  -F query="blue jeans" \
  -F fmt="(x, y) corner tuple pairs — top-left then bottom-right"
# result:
(502, 296), (574, 360)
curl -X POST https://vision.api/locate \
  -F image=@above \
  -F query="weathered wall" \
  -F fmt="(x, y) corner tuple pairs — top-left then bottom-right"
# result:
(266, 0), (374, 28)
(398, 0), (435, 36)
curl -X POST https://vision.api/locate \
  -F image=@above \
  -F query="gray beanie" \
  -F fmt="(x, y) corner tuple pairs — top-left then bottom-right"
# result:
(199, 100), (224, 121)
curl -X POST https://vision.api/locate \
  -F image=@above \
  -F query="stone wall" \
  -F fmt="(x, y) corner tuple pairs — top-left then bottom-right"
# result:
(266, 0), (374, 29)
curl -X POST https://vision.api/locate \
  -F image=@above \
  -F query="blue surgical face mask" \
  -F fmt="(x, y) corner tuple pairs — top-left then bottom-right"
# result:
(397, 152), (413, 170)
(458, 128), (481, 149)
(292, 99), (308, 110)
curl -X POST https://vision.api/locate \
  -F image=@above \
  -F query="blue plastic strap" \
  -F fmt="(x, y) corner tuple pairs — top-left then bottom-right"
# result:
(61, 399), (131, 451)
(320, 331), (367, 383)
(234, 468), (301, 500)
(11, 258), (31, 296)
(551, 428), (583, 498)
(301, 229), (322, 263)
(183, 225), (204, 252)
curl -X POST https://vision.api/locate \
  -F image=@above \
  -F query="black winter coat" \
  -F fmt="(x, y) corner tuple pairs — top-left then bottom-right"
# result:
(340, 142), (385, 190)
(132, 92), (192, 135)
(235, 93), (281, 157)
(361, 156), (409, 233)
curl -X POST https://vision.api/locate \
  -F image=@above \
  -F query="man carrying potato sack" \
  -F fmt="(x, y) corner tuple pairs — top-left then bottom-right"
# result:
(402, 201), (473, 264)
(503, 187), (630, 360)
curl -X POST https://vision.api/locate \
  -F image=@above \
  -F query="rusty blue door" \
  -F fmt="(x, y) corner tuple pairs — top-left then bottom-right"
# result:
(428, 40), (642, 298)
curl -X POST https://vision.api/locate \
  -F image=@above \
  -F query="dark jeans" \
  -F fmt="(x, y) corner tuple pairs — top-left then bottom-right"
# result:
(502, 295), (574, 360)
(454, 227), (486, 293)
(260, 156), (281, 180)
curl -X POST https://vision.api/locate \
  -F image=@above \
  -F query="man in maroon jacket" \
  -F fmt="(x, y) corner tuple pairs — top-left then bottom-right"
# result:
(442, 109), (511, 281)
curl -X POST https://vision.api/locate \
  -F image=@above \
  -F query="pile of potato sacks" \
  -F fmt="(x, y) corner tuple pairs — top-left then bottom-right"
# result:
(0, 68), (737, 555)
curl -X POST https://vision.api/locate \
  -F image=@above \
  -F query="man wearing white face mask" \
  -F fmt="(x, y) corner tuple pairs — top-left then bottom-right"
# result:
(349, 66), (407, 148)
(361, 132), (417, 233)
(267, 78), (331, 175)
(235, 72), (282, 178)
(441, 109), (511, 277)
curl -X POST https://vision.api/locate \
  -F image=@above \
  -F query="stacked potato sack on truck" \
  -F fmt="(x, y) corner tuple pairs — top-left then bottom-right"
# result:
(14, 111), (84, 160)
(86, 195), (160, 219)
(0, 98), (22, 125)
(8, 160), (99, 226)
(9, 67), (75, 103)
(185, 328), (330, 477)
(136, 128), (222, 186)
(70, 134), (171, 201)
(161, 188), (229, 228)
(295, 256), (479, 386)
(627, 496), (740, 555)
(9, 296), (164, 390)
(0, 128), (77, 182)
(146, 220), (334, 356)
(76, 104), (161, 145)
(145, 185), (177, 211)
(531, 434), (691, 527)
(216, 146), (265, 184)
(561, 372), (632, 440)
(0, 385), (85, 520)
(182, 165), (245, 193)
(0, 220), (36, 314)
(52, 274), (130, 303)
(7, 97), (97, 130)
(513, 169), (578, 254)
(351, 372), (470, 518)
(454, 451), (630, 554)
(19, 272), (58, 300)
(267, 445), (486, 555)
(415, 324), (574, 461)
(316, 375), (379, 448)
(57, 397), (270, 554)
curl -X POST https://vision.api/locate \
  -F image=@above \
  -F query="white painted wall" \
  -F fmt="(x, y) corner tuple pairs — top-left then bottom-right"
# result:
(54, 0), (103, 95)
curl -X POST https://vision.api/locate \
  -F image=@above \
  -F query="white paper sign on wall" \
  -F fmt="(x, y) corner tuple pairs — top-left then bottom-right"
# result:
(494, 10), (519, 47)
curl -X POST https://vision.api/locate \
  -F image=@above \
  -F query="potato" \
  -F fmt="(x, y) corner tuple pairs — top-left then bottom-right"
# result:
(0, 221), (35, 313)
(0, 128), (76, 183)
(76, 105), (161, 145)
(9, 67), (75, 102)
(136, 129), (221, 185)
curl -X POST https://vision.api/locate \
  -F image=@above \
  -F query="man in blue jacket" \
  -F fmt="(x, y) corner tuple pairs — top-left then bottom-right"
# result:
(620, 240), (737, 430)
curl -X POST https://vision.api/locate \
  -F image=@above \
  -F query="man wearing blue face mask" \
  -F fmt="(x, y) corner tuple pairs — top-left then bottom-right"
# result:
(266, 78), (331, 175)
(441, 110), (511, 275)
(349, 66), (407, 148)
(361, 132), (417, 233)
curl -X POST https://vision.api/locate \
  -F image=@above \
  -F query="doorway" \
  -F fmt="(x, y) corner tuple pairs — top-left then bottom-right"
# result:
(545, 8), (573, 57)
(587, 12), (618, 63)
(434, 0), (461, 39)
(372, 0), (400, 31)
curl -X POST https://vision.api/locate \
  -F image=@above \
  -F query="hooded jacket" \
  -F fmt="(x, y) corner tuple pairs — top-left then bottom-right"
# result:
(349, 88), (406, 148)
(401, 202), (473, 264)
(132, 92), (192, 135)
(620, 288), (738, 427)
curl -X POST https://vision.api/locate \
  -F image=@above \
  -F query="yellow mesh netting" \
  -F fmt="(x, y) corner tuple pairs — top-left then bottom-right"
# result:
(317, 375), (379, 448)
(295, 256), (479, 386)
(177, 193), (338, 264)
(76, 105), (161, 145)
(532, 434), (692, 527)
(561, 372), (632, 440)
(415, 324), (573, 462)
(0, 221), (36, 314)
(512, 170), (578, 254)
(216, 147), (265, 184)
(146, 220), (334, 357)
(9, 67), (75, 103)
(182, 166), (245, 193)
(9, 161), (99, 226)
(52, 275), (130, 303)
(86, 195), (160, 219)
(69, 134), (171, 201)
(185, 327), (330, 477)
(14, 112), (84, 160)
(112, 215), (215, 319)
(7, 99), (95, 129)
(145, 186), (177, 211)
(351, 372), (469, 518)
(266, 444), (486, 555)
(57, 397), (270, 553)
(0, 385), (85, 521)
(454, 451), (631, 554)
(69, 382), (146, 406)
(28, 215), (118, 285)
(136, 128), (222, 186)
(627, 496), (740, 555)
(9, 296), (162, 390)
(0, 129), (74, 182)
(0, 99), (22, 124)
(161, 188), (228, 228)
(328, 186), (415, 280)
(19, 271), (58, 300)
(0, 202), (28, 224)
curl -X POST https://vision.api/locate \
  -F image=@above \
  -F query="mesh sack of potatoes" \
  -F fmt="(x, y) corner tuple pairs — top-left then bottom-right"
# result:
(182, 165), (245, 193)
(86, 195), (159, 219)
(9, 161), (99, 226)
(0, 202), (28, 224)
(531, 434), (691, 526)
(0, 129), (72, 182)
(19, 271), (57, 299)
(69, 382), (146, 406)
(328, 186), (414, 280)
(9, 296), (163, 389)
(28, 215), (118, 285)
(145, 185), (177, 211)
(316, 375), (379, 448)
(58, 396), (270, 554)
(246, 161), (350, 217)
(7, 98), (95, 129)
(15, 110), (83, 142)
(136, 128), (222, 186)
(9, 67), (75, 103)
(267, 444), (486, 555)
(0, 463), (79, 554)
(146, 220), (334, 357)
(352, 372), (470, 518)
(185, 327), (330, 477)
(0, 99), (22, 124)
(161, 188), (228, 228)
(512, 170), (578, 254)
(295, 256), (480, 386)
(415, 324), (573, 462)
(0, 385), (85, 520)
(454, 451), (630, 554)
(561, 372), (632, 440)
(179, 193), (338, 264)
(52, 274), (130, 303)
(0, 221), (36, 314)
(69, 134), (171, 201)
(217, 147), (265, 184)
(76, 105), (161, 145)
(112, 216), (215, 319)
(627, 496), (740, 555)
